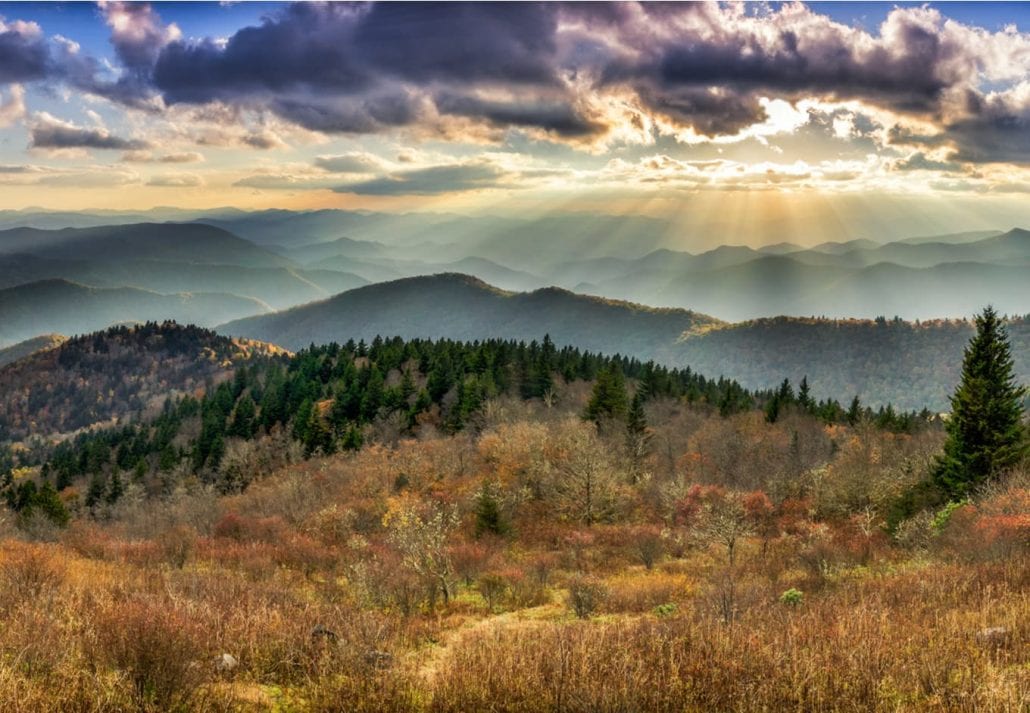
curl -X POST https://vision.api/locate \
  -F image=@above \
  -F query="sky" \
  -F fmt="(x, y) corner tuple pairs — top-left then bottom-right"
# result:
(4, 1), (1030, 247)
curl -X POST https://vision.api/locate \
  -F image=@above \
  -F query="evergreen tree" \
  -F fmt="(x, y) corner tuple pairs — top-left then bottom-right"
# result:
(584, 365), (629, 423)
(626, 390), (651, 477)
(85, 473), (107, 509)
(846, 395), (862, 426)
(228, 394), (257, 439)
(106, 470), (125, 505)
(933, 307), (1028, 497)
(798, 376), (814, 413)
(474, 482), (509, 537)
(34, 482), (70, 527)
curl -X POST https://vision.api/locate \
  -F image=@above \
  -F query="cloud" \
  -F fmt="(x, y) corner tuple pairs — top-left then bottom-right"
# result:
(0, 18), (48, 83)
(122, 150), (204, 163)
(241, 130), (287, 149)
(28, 112), (152, 151)
(945, 82), (1030, 164)
(314, 152), (387, 173)
(100, 1), (181, 72)
(146, 172), (202, 187)
(37, 167), (140, 187)
(434, 92), (603, 137)
(0, 83), (25, 127)
(4, 1), (1030, 174)
(893, 152), (963, 172)
(333, 161), (512, 195)
(148, 3), (563, 135)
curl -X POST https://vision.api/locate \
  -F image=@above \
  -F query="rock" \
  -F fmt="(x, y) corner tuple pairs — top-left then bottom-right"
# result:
(975, 627), (1010, 647)
(310, 624), (338, 642)
(214, 653), (239, 672)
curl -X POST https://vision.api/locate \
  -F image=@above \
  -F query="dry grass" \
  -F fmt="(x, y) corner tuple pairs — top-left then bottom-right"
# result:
(0, 430), (1025, 711)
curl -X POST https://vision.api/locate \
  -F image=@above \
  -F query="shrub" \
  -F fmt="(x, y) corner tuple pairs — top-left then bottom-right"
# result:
(779, 587), (804, 606)
(629, 525), (665, 570)
(566, 575), (609, 619)
(652, 602), (677, 618)
(159, 524), (196, 568)
(91, 598), (209, 711)
(0, 542), (64, 607)
(477, 573), (510, 613)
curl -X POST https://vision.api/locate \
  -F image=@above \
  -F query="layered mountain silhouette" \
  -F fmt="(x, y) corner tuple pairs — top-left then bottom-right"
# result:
(218, 273), (1029, 410)
(0, 279), (268, 347)
(1, 211), (1026, 410)
(218, 273), (720, 361)
(0, 223), (290, 268)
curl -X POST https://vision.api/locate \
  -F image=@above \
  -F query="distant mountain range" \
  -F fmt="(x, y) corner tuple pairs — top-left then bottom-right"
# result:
(0, 211), (1027, 409)
(218, 273), (1029, 410)
(218, 273), (720, 361)
(0, 223), (290, 268)
(0, 279), (268, 347)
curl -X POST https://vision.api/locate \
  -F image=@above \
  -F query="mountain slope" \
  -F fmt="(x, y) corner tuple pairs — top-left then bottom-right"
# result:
(0, 322), (286, 441)
(0, 333), (67, 368)
(218, 273), (722, 359)
(0, 223), (291, 268)
(0, 279), (269, 347)
(676, 316), (1030, 411)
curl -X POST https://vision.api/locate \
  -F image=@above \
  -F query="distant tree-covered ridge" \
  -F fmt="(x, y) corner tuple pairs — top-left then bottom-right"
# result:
(678, 314), (1030, 411)
(0, 323), (933, 522)
(218, 274), (1030, 411)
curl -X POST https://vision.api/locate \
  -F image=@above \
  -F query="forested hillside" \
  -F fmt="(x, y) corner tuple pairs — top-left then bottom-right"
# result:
(0, 323), (285, 441)
(680, 316), (1030, 411)
(0, 322), (931, 507)
(0, 334), (66, 368)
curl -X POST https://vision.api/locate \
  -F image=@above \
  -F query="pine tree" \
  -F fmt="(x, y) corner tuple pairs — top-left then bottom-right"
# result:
(798, 376), (814, 413)
(228, 394), (257, 439)
(626, 390), (651, 478)
(106, 470), (125, 505)
(584, 366), (629, 423)
(846, 395), (862, 426)
(933, 306), (1028, 497)
(85, 473), (107, 509)
(474, 482), (509, 537)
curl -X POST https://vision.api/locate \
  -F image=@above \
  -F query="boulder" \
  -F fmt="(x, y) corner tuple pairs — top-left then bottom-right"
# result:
(975, 627), (1010, 647)
(214, 653), (239, 672)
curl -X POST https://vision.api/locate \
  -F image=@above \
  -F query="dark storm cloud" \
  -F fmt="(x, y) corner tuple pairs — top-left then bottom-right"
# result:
(143, 1), (994, 141)
(334, 162), (510, 195)
(0, 22), (49, 83)
(351, 2), (560, 85)
(29, 115), (151, 151)
(150, 3), (564, 134)
(595, 4), (971, 137)
(434, 92), (603, 137)
(947, 112), (1030, 164)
